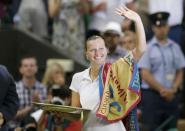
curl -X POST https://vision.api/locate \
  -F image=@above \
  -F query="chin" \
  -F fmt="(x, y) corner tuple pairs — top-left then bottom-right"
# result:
(92, 61), (104, 66)
(96, 61), (105, 65)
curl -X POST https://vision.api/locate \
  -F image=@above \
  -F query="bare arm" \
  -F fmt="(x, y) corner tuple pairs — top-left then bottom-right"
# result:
(71, 91), (81, 107)
(115, 6), (147, 61)
(48, 0), (61, 18)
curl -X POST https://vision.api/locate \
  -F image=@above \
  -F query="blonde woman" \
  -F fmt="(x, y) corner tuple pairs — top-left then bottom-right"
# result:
(42, 62), (66, 100)
(69, 6), (146, 131)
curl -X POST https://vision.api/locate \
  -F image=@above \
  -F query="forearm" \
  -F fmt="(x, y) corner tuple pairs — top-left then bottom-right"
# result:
(71, 91), (81, 107)
(141, 69), (164, 92)
(172, 69), (184, 93)
(134, 16), (147, 60)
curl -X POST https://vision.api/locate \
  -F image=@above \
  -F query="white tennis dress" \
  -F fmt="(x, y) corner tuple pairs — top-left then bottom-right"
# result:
(70, 68), (126, 131)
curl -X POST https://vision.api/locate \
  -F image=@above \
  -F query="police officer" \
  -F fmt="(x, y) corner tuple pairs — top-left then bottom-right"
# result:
(138, 12), (185, 131)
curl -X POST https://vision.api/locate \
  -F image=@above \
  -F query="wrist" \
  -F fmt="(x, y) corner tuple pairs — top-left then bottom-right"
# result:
(133, 14), (141, 22)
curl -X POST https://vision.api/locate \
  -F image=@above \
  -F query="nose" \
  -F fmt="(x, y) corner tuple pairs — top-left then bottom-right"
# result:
(95, 49), (102, 56)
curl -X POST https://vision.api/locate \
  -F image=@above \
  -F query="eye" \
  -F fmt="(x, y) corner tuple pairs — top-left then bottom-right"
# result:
(99, 48), (104, 51)
(89, 49), (96, 52)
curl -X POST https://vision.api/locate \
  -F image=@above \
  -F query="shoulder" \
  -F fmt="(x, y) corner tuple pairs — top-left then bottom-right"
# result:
(0, 65), (11, 80)
(169, 40), (181, 50)
(72, 69), (89, 80)
(0, 65), (8, 74)
(147, 39), (156, 49)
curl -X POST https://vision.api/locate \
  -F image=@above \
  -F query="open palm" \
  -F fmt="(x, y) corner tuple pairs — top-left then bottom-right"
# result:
(115, 6), (140, 21)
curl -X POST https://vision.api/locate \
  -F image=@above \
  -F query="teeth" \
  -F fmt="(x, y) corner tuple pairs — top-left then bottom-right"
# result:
(95, 56), (103, 59)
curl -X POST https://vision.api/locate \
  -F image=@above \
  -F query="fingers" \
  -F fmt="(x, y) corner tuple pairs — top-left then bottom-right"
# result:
(115, 8), (123, 16)
(115, 5), (130, 17)
(123, 6), (129, 11)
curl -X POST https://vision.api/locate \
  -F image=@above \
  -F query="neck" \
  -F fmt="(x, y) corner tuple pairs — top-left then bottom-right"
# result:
(90, 65), (100, 81)
(156, 37), (167, 45)
(22, 77), (36, 87)
(159, 40), (167, 45)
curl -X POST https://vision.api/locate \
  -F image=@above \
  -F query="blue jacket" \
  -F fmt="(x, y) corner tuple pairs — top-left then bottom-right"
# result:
(0, 65), (19, 131)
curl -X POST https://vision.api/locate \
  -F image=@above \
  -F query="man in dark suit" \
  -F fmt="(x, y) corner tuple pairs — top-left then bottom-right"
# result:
(0, 65), (19, 130)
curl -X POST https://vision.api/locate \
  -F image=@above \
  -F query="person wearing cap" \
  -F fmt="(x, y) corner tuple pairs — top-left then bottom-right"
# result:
(147, 0), (183, 44)
(138, 12), (185, 130)
(103, 21), (127, 63)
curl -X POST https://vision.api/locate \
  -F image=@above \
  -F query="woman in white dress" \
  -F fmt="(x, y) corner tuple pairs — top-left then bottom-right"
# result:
(69, 6), (146, 131)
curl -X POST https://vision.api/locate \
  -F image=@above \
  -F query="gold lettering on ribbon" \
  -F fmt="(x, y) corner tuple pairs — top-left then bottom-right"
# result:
(100, 90), (110, 114)
(110, 70), (127, 103)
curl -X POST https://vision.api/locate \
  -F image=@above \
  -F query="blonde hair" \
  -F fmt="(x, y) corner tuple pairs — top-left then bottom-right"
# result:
(42, 62), (65, 86)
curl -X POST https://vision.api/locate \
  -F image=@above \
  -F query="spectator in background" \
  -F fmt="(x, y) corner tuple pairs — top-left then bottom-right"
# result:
(147, 0), (184, 44)
(103, 21), (127, 63)
(14, 0), (48, 37)
(38, 84), (72, 131)
(138, 12), (185, 131)
(13, 55), (46, 129)
(87, 0), (136, 38)
(39, 85), (72, 131)
(120, 31), (136, 51)
(42, 62), (66, 101)
(0, 0), (13, 25)
(181, 0), (185, 118)
(48, 0), (89, 64)
(15, 115), (37, 131)
(0, 65), (19, 131)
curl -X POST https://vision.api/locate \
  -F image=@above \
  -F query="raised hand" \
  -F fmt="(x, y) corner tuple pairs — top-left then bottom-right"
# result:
(115, 5), (146, 61)
(115, 6), (140, 21)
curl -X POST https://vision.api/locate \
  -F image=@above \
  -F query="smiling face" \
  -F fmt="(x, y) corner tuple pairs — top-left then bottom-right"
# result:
(85, 37), (108, 66)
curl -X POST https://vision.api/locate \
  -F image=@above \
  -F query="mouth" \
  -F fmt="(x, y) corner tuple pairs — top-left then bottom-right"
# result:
(94, 56), (105, 61)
